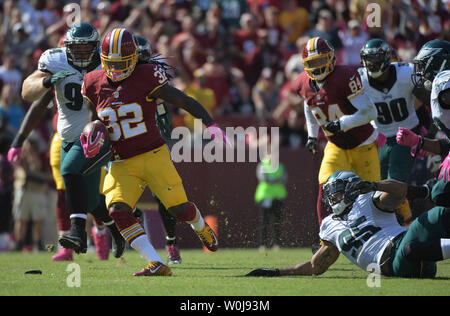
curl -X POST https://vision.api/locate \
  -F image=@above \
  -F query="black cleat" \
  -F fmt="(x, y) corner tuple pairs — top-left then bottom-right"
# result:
(59, 234), (87, 254)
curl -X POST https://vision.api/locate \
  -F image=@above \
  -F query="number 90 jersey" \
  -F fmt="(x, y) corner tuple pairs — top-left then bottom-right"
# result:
(319, 193), (406, 272)
(358, 62), (419, 137)
(82, 63), (168, 160)
(38, 47), (101, 142)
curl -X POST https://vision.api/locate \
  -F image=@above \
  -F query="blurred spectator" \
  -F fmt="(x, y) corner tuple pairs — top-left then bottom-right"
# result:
(340, 19), (368, 65)
(183, 68), (217, 129)
(12, 134), (49, 252)
(278, 0), (310, 50)
(217, 0), (249, 33)
(305, 9), (344, 64)
(195, 55), (231, 114)
(0, 54), (21, 96)
(273, 66), (306, 148)
(231, 13), (260, 85)
(252, 67), (279, 124)
(0, 84), (25, 138)
(284, 35), (309, 80)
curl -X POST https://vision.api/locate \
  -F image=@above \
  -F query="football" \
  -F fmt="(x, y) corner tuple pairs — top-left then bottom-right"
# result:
(82, 120), (109, 141)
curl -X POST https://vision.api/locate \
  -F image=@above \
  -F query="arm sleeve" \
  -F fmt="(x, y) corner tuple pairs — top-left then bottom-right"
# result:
(304, 101), (320, 138)
(339, 90), (377, 132)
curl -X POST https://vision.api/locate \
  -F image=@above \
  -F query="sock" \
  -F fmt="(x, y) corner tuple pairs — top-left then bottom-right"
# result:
(188, 208), (205, 232)
(166, 236), (177, 246)
(131, 235), (164, 263)
(56, 190), (71, 232)
(441, 239), (450, 260)
(93, 226), (106, 236)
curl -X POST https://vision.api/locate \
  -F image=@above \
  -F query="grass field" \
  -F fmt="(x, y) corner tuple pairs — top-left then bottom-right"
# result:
(0, 248), (449, 297)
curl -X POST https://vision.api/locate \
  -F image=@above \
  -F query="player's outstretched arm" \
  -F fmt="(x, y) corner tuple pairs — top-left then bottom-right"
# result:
(152, 84), (214, 126)
(8, 90), (53, 163)
(246, 241), (339, 277)
(152, 84), (233, 147)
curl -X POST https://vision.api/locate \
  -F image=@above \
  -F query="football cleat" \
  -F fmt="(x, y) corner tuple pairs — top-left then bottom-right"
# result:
(59, 233), (87, 254)
(51, 247), (73, 262)
(133, 261), (172, 276)
(91, 227), (109, 260)
(196, 223), (218, 252)
(166, 245), (182, 265)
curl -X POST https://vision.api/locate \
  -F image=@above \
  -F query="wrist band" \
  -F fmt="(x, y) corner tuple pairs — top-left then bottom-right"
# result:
(42, 76), (52, 89)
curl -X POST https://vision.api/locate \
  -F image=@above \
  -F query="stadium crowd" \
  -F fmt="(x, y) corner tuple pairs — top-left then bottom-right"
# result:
(0, 0), (449, 252)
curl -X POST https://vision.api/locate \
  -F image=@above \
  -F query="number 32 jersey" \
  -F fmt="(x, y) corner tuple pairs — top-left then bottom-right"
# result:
(38, 47), (101, 142)
(82, 63), (168, 160)
(319, 193), (406, 272)
(359, 62), (419, 137)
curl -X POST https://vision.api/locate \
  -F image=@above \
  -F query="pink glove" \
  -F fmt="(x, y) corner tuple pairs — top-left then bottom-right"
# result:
(375, 132), (387, 148)
(438, 153), (450, 182)
(7, 147), (21, 164)
(396, 127), (422, 157)
(80, 131), (105, 158)
(207, 123), (233, 148)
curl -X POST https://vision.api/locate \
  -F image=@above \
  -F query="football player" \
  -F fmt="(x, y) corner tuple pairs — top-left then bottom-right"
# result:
(397, 40), (450, 207)
(82, 28), (230, 276)
(9, 22), (125, 257)
(294, 37), (380, 226)
(247, 171), (450, 278)
(359, 38), (426, 225)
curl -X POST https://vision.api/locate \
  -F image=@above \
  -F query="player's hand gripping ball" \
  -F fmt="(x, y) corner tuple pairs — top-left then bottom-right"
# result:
(80, 120), (109, 158)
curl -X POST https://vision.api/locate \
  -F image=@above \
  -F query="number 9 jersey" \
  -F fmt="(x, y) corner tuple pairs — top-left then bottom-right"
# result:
(38, 47), (101, 142)
(82, 63), (168, 160)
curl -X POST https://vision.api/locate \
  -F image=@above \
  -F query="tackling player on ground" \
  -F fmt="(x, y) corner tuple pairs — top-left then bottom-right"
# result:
(293, 37), (380, 227)
(247, 171), (450, 278)
(82, 28), (230, 276)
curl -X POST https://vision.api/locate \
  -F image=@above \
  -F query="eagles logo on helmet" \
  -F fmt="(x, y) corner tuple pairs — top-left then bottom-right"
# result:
(302, 37), (336, 81)
(100, 28), (138, 82)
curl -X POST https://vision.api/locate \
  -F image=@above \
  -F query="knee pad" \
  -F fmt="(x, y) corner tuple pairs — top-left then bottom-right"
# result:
(169, 202), (197, 222)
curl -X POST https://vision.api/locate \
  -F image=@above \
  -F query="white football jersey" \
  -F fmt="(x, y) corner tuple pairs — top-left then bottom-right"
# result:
(359, 63), (419, 137)
(38, 47), (101, 142)
(319, 193), (406, 272)
(431, 70), (450, 129)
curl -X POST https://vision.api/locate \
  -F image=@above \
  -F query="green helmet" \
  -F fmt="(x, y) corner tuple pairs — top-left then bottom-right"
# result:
(322, 171), (361, 218)
(360, 38), (391, 79)
(64, 22), (100, 69)
(134, 35), (152, 63)
(412, 40), (450, 91)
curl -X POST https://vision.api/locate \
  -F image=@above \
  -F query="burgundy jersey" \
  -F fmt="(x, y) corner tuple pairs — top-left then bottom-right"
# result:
(82, 63), (169, 160)
(294, 65), (374, 149)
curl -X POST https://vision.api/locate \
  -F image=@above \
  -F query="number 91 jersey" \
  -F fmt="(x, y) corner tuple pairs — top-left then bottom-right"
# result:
(319, 193), (406, 272)
(82, 63), (168, 160)
(38, 47), (101, 142)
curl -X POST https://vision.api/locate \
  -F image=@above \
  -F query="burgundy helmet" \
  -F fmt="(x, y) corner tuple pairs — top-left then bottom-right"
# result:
(302, 37), (336, 81)
(100, 28), (138, 82)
